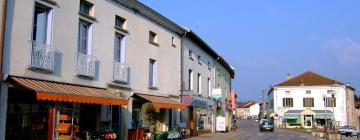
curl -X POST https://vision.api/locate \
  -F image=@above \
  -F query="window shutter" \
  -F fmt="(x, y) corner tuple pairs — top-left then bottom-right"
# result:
(283, 98), (285, 107)
(291, 98), (293, 107)
(303, 98), (305, 107)
(311, 98), (314, 107)
(334, 98), (336, 107)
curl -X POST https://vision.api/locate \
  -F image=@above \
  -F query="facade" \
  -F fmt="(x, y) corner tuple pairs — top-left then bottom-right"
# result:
(267, 71), (357, 129)
(236, 101), (259, 119)
(0, 0), (186, 140)
(180, 30), (217, 135)
(214, 57), (235, 131)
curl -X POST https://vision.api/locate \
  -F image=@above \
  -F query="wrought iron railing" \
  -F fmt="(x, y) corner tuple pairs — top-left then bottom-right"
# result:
(76, 53), (95, 78)
(30, 41), (55, 71)
(113, 61), (129, 84)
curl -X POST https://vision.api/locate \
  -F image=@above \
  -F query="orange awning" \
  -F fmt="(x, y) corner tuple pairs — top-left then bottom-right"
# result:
(10, 77), (128, 106)
(135, 94), (186, 109)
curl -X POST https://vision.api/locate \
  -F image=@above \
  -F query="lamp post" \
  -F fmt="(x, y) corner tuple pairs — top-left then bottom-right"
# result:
(329, 90), (336, 131)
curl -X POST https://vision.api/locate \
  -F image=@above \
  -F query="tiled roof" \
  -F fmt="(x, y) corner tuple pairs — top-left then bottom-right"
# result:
(276, 71), (344, 87)
(237, 101), (257, 108)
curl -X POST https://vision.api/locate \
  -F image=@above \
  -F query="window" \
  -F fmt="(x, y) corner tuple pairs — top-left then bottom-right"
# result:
(325, 97), (336, 107)
(171, 37), (175, 46)
(79, 0), (93, 16)
(149, 31), (158, 44)
(189, 69), (193, 90)
(78, 20), (92, 54)
(149, 59), (157, 87)
(208, 78), (211, 96)
(306, 90), (311, 94)
(115, 15), (126, 29)
(285, 91), (290, 95)
(303, 98), (314, 107)
(282, 98), (293, 107)
(197, 55), (201, 64)
(32, 3), (52, 45)
(197, 73), (202, 94)
(188, 50), (193, 59)
(114, 33), (125, 62)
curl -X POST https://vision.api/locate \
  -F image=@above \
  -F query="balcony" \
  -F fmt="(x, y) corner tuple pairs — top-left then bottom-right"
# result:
(113, 61), (129, 84)
(29, 41), (55, 71)
(76, 53), (95, 78)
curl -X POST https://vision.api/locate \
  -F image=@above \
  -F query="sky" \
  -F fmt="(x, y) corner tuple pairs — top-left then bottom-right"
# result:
(139, 0), (360, 102)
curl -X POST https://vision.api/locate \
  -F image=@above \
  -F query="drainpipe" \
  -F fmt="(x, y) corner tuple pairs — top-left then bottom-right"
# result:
(179, 31), (187, 127)
(0, 0), (7, 81)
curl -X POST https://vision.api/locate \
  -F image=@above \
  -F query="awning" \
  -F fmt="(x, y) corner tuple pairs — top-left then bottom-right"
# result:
(284, 113), (300, 119)
(135, 94), (186, 109)
(315, 113), (334, 119)
(10, 77), (128, 106)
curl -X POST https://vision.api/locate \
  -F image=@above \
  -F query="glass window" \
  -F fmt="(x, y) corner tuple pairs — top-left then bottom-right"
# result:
(80, 1), (93, 16)
(189, 69), (193, 90)
(149, 59), (157, 86)
(197, 73), (202, 94)
(78, 20), (91, 54)
(303, 98), (314, 107)
(282, 98), (293, 107)
(114, 33), (124, 62)
(188, 50), (193, 59)
(208, 78), (211, 96)
(115, 15), (126, 29)
(149, 31), (157, 43)
(325, 97), (336, 107)
(32, 4), (52, 44)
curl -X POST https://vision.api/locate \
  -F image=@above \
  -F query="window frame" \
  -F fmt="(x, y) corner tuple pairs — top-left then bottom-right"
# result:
(149, 59), (157, 87)
(149, 31), (158, 46)
(197, 73), (202, 94)
(78, 20), (92, 55)
(282, 98), (293, 107)
(114, 33), (125, 63)
(32, 3), (53, 46)
(325, 97), (336, 107)
(189, 69), (193, 90)
(303, 97), (314, 107)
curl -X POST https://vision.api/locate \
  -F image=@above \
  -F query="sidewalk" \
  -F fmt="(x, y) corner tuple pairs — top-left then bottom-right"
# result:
(188, 130), (240, 140)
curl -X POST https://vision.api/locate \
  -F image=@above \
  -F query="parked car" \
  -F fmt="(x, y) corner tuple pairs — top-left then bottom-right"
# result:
(254, 119), (260, 123)
(259, 119), (267, 124)
(259, 120), (274, 132)
(339, 125), (359, 137)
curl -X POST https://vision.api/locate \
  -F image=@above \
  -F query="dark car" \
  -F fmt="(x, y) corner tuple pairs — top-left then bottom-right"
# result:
(259, 120), (274, 132)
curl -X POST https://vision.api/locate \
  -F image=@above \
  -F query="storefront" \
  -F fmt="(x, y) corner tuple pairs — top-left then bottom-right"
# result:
(129, 93), (186, 140)
(283, 109), (334, 129)
(4, 77), (128, 140)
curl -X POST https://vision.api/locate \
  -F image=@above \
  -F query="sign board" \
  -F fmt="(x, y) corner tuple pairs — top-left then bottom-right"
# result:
(212, 88), (222, 100)
(216, 116), (226, 131)
(181, 96), (193, 107)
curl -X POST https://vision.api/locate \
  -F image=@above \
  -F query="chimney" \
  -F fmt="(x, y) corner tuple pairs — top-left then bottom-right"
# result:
(285, 73), (292, 80)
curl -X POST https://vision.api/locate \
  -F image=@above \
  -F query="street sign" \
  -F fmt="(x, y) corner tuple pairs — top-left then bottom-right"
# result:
(212, 88), (222, 100)
(216, 116), (226, 131)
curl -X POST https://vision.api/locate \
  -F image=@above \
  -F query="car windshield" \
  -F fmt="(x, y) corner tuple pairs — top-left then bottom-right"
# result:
(264, 121), (272, 125)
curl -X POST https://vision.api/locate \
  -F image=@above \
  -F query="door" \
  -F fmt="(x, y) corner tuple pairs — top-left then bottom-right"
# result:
(304, 115), (313, 128)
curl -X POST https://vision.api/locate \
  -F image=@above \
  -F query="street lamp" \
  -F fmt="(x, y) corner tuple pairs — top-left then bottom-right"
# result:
(329, 90), (336, 131)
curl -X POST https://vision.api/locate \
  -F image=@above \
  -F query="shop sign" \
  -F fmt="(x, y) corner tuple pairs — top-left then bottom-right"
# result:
(182, 96), (193, 107)
(192, 96), (208, 108)
(212, 88), (222, 100)
(216, 116), (226, 131)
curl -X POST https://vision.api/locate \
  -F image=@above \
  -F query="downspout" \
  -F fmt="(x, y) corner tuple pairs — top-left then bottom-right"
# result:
(0, 0), (7, 81)
(179, 31), (187, 127)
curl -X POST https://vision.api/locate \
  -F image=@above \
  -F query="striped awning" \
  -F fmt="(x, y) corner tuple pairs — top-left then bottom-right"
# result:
(135, 94), (186, 110)
(10, 77), (128, 106)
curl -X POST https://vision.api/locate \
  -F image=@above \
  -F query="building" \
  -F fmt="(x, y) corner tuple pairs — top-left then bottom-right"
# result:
(214, 57), (235, 131)
(236, 101), (259, 119)
(180, 30), (217, 135)
(259, 100), (268, 119)
(267, 71), (357, 129)
(0, 0), (186, 140)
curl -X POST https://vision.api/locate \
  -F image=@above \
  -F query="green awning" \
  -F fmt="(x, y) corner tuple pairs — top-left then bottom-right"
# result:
(286, 118), (301, 124)
(284, 113), (300, 119)
(315, 113), (333, 119)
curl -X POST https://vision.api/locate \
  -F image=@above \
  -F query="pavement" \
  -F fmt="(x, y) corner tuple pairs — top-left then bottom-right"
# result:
(189, 119), (324, 140)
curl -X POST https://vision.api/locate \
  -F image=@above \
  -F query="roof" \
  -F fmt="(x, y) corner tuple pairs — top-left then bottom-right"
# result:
(111, 0), (186, 35)
(237, 101), (257, 108)
(9, 76), (128, 106)
(274, 71), (355, 90)
(185, 30), (235, 78)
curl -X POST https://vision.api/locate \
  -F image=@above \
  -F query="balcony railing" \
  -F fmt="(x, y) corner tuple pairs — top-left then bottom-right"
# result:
(30, 41), (55, 71)
(113, 61), (129, 84)
(76, 53), (95, 78)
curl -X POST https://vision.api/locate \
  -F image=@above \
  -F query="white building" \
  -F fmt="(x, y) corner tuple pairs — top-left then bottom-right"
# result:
(236, 101), (259, 119)
(268, 71), (357, 129)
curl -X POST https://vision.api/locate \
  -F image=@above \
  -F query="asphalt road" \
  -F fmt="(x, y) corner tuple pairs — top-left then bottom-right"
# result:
(229, 119), (322, 140)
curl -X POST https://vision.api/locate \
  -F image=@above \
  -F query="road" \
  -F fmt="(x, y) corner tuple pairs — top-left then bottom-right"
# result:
(191, 119), (359, 140)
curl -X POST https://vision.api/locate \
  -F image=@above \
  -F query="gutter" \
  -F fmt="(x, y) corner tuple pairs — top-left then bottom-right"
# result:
(0, 0), (7, 81)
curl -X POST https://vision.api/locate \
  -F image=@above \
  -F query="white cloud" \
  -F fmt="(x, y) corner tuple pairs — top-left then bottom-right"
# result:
(324, 38), (360, 66)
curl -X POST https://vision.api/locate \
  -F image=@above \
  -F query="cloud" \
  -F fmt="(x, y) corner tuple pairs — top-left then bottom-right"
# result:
(324, 38), (360, 66)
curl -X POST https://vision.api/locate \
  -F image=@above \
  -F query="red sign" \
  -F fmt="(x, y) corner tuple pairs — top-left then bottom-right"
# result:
(182, 96), (193, 107)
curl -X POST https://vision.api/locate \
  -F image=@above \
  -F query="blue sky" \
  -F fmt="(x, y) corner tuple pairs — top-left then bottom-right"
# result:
(140, 0), (360, 101)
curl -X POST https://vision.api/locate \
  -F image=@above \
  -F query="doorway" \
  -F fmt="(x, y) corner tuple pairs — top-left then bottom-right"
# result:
(304, 115), (313, 128)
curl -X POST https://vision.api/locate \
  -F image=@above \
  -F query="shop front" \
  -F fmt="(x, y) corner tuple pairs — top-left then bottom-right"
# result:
(4, 77), (128, 140)
(180, 95), (215, 136)
(283, 109), (334, 129)
(129, 93), (186, 140)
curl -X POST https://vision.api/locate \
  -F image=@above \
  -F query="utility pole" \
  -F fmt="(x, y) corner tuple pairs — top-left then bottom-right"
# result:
(261, 90), (265, 119)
